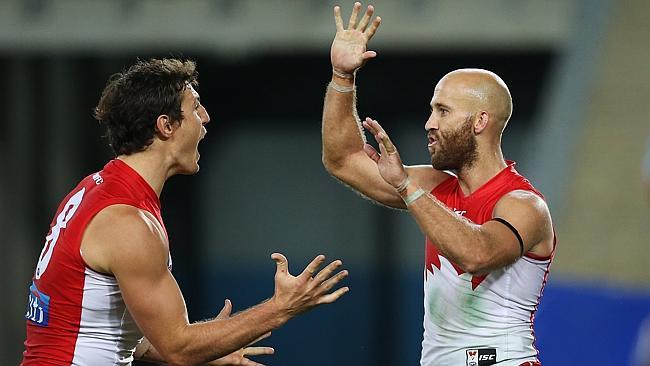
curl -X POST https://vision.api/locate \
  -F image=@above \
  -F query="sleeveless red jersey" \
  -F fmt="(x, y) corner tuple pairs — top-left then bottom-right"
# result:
(22, 159), (167, 365)
(421, 161), (554, 366)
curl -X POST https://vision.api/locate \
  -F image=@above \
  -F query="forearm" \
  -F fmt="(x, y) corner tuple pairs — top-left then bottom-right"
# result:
(322, 74), (366, 170)
(399, 183), (491, 274)
(170, 299), (287, 366)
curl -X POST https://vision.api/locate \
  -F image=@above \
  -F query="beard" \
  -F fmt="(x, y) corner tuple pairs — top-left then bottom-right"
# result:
(429, 115), (478, 171)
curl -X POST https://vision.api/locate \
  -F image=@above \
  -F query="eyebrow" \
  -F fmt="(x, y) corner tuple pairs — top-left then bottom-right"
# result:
(432, 102), (451, 110)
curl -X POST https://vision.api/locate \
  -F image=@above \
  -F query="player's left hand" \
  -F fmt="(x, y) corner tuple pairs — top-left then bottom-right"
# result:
(206, 300), (274, 366)
(362, 117), (408, 189)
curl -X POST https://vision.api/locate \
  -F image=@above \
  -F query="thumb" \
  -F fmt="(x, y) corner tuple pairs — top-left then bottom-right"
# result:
(271, 253), (289, 275)
(363, 143), (380, 163)
(216, 299), (232, 319)
(362, 50), (377, 60)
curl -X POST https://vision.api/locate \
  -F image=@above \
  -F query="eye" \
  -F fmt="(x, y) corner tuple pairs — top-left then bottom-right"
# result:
(439, 108), (449, 116)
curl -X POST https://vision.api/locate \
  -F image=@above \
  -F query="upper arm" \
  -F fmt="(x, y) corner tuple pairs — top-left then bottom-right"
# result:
(82, 205), (190, 360)
(327, 151), (451, 209)
(477, 190), (554, 271)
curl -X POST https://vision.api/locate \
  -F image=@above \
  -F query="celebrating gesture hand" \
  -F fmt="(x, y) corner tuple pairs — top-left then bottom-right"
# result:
(362, 117), (408, 189)
(270, 253), (349, 317)
(331, 2), (382, 75)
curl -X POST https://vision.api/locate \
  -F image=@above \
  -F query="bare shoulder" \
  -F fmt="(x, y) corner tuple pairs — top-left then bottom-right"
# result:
(81, 204), (168, 275)
(496, 190), (550, 216)
(493, 190), (554, 256)
(405, 165), (453, 192)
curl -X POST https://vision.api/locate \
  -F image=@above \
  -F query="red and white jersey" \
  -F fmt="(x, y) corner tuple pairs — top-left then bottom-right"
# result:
(421, 162), (554, 366)
(22, 159), (168, 366)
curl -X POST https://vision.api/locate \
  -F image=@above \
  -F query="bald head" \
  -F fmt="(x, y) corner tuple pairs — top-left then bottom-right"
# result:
(435, 68), (513, 132)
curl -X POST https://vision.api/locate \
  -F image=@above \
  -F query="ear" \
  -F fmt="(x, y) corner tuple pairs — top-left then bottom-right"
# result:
(155, 115), (176, 139)
(474, 111), (489, 134)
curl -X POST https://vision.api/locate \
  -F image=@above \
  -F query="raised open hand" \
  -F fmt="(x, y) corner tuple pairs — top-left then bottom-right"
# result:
(270, 253), (349, 316)
(331, 2), (382, 75)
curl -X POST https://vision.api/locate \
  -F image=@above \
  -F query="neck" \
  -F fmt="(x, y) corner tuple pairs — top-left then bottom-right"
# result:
(117, 148), (173, 197)
(456, 147), (507, 195)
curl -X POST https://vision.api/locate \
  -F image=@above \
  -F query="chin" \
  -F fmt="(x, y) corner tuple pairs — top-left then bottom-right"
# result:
(177, 163), (200, 176)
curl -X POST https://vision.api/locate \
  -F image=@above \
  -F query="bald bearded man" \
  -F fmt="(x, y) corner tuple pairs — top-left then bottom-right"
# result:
(321, 3), (555, 366)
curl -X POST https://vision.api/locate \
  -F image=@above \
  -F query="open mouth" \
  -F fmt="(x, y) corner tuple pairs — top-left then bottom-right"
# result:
(428, 135), (438, 146)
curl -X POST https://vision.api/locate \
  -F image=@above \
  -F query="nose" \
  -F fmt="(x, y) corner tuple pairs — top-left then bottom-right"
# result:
(199, 105), (210, 126)
(424, 112), (438, 132)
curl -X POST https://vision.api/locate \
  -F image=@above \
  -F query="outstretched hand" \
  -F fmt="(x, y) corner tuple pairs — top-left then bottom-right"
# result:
(362, 117), (408, 189)
(207, 300), (274, 366)
(270, 253), (349, 317)
(331, 2), (382, 75)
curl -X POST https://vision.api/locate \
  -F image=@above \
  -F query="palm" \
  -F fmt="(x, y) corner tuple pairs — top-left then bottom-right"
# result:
(377, 153), (405, 187)
(331, 31), (369, 73)
(270, 253), (348, 317)
(330, 3), (381, 74)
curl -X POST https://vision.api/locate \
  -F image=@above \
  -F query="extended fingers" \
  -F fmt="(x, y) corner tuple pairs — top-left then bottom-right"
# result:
(320, 269), (349, 292)
(362, 116), (389, 135)
(300, 254), (326, 279)
(333, 6), (344, 32)
(365, 16), (381, 39)
(313, 259), (343, 283)
(347, 2), (362, 29)
(357, 5), (374, 31)
(363, 118), (396, 154)
(243, 346), (275, 356)
(317, 286), (350, 305)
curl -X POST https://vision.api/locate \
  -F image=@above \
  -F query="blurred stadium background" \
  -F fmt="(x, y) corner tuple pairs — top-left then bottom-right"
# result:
(1, 0), (649, 365)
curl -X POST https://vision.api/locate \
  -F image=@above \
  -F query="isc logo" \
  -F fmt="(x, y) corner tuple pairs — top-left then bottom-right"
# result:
(466, 348), (497, 366)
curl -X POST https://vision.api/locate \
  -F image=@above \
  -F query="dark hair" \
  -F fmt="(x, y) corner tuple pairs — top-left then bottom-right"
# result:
(94, 58), (198, 155)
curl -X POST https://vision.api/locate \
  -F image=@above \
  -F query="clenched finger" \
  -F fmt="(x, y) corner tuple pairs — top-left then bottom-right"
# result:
(347, 2), (362, 29)
(357, 5), (374, 32)
(363, 143), (381, 163)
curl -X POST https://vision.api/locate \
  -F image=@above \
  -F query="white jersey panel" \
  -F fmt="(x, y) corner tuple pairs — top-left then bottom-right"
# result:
(71, 268), (142, 366)
(421, 255), (550, 366)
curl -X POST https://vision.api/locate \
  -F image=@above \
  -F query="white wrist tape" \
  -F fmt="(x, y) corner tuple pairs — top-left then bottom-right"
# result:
(328, 81), (355, 93)
(332, 68), (355, 79)
(403, 188), (426, 206)
(395, 176), (411, 193)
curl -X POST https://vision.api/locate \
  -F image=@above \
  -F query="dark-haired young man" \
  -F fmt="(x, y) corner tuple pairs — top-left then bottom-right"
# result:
(22, 58), (349, 366)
